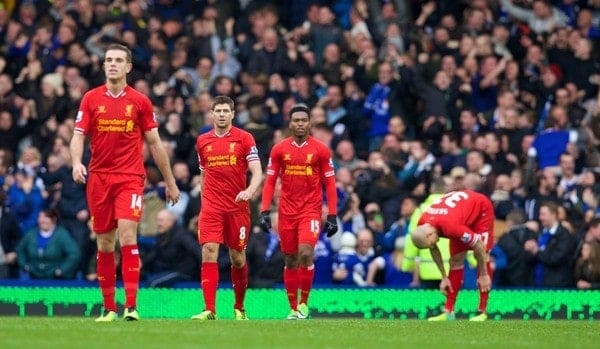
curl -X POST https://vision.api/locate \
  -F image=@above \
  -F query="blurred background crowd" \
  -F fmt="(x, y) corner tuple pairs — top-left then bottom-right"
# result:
(0, 0), (600, 290)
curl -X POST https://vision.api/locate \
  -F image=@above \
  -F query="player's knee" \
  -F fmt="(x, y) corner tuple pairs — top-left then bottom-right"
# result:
(298, 250), (313, 266)
(284, 254), (299, 268)
(449, 253), (466, 268)
(201, 243), (219, 261)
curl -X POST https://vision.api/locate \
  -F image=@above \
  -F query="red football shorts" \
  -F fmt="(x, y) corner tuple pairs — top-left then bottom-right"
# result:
(87, 172), (145, 233)
(198, 210), (250, 251)
(450, 199), (495, 255)
(278, 214), (321, 254)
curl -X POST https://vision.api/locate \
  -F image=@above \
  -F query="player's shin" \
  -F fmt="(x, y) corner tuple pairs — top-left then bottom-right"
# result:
(120, 245), (140, 309)
(284, 267), (299, 310)
(97, 251), (117, 312)
(299, 264), (315, 304)
(231, 263), (248, 310)
(445, 267), (464, 313)
(201, 262), (219, 312)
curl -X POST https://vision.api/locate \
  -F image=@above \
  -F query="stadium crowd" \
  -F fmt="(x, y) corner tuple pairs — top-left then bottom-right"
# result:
(0, 0), (600, 290)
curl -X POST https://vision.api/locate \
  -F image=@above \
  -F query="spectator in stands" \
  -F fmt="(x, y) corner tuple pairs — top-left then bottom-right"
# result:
(142, 209), (200, 288)
(246, 212), (284, 288)
(500, 0), (568, 34)
(436, 132), (466, 175)
(333, 140), (363, 171)
(402, 179), (451, 289)
(398, 141), (435, 197)
(16, 208), (80, 279)
(0, 187), (21, 278)
(363, 61), (397, 151)
(574, 240), (600, 290)
(39, 148), (90, 278)
(6, 167), (45, 234)
(366, 233), (413, 287)
(529, 107), (577, 170)
(332, 229), (375, 286)
(524, 167), (560, 220)
(524, 202), (577, 287)
(494, 209), (537, 287)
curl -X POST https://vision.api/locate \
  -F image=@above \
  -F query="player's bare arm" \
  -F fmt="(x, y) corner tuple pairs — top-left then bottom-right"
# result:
(430, 244), (452, 294)
(69, 132), (87, 184)
(197, 171), (204, 194)
(235, 160), (263, 202)
(472, 240), (491, 292)
(144, 128), (180, 205)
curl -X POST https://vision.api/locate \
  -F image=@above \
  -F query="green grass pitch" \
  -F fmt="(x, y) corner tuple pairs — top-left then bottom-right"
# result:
(0, 317), (597, 349)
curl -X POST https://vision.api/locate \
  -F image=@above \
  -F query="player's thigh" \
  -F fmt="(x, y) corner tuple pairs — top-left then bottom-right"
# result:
(448, 250), (467, 268)
(473, 203), (495, 251)
(199, 211), (225, 245)
(297, 215), (322, 246)
(449, 239), (470, 261)
(87, 172), (116, 233)
(278, 216), (300, 255)
(223, 212), (250, 251)
(113, 174), (145, 222)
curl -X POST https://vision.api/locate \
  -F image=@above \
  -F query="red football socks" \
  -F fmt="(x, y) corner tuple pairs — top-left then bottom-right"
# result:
(201, 262), (219, 312)
(444, 267), (464, 313)
(299, 265), (315, 305)
(478, 261), (494, 313)
(231, 263), (248, 311)
(284, 267), (299, 310)
(97, 251), (116, 312)
(120, 245), (140, 309)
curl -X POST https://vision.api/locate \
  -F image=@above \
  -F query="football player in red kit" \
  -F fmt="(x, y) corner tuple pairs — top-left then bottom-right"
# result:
(411, 190), (494, 321)
(260, 104), (338, 319)
(192, 95), (263, 320)
(71, 44), (180, 322)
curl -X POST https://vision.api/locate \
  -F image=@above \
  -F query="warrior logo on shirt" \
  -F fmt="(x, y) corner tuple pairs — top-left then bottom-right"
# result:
(284, 154), (291, 161)
(125, 104), (133, 117)
(206, 145), (213, 152)
(97, 105), (106, 114)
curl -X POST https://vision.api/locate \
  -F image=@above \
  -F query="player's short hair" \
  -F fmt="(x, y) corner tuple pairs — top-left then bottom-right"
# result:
(211, 95), (235, 111)
(289, 103), (310, 119)
(105, 43), (132, 63)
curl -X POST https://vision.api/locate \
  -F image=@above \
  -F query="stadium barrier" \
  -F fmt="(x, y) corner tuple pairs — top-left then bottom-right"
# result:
(0, 286), (598, 320)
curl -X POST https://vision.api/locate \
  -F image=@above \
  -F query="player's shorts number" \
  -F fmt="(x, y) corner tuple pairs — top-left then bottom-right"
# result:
(239, 226), (246, 240)
(310, 220), (320, 234)
(473, 232), (489, 245)
(130, 194), (142, 210)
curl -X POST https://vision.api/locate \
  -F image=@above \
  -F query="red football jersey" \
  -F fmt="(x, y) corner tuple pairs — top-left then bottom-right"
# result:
(74, 85), (157, 175)
(418, 190), (494, 248)
(261, 136), (336, 217)
(196, 127), (259, 213)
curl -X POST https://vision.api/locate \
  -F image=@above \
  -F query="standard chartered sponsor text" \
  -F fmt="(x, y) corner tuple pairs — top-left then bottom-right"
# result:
(97, 119), (127, 132)
(207, 154), (231, 167)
